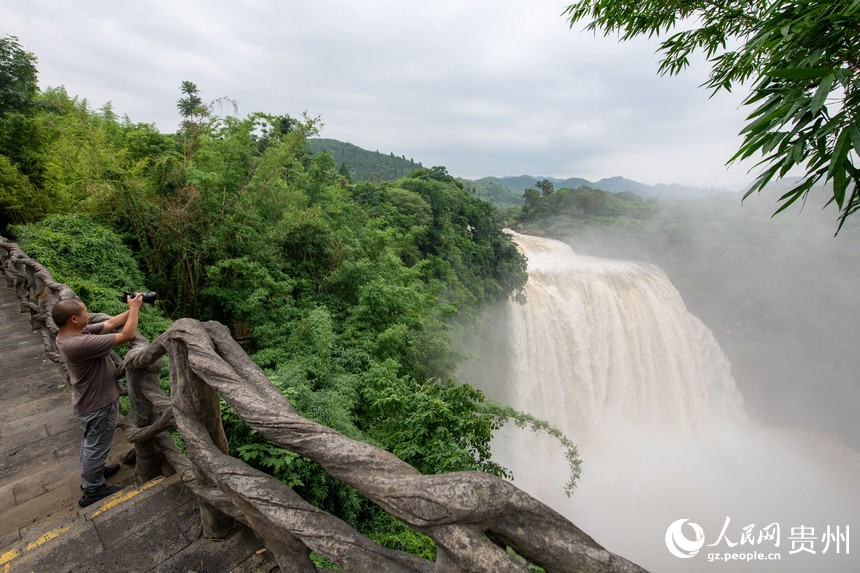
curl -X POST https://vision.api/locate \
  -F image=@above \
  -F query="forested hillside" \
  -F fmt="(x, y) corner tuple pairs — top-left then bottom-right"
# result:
(0, 36), (586, 557)
(306, 138), (423, 182)
(461, 177), (524, 207)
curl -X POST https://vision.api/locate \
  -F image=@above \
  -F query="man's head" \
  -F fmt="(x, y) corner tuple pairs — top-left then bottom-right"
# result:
(52, 299), (88, 328)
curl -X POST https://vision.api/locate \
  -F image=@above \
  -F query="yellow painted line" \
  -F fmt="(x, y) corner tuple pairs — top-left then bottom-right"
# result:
(0, 476), (170, 570)
(91, 475), (166, 518)
(0, 526), (70, 571)
(0, 549), (19, 566)
(25, 526), (70, 551)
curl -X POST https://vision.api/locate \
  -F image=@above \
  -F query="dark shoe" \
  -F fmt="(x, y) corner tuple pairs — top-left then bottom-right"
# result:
(80, 464), (123, 490)
(79, 483), (123, 507)
(103, 463), (121, 479)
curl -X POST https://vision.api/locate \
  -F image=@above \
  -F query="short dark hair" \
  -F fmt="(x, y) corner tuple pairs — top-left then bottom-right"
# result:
(52, 299), (84, 327)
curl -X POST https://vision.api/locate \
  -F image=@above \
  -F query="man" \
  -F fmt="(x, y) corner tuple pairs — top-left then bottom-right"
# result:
(52, 294), (143, 507)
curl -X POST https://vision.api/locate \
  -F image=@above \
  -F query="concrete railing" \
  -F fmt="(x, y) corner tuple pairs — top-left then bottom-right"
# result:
(0, 236), (647, 573)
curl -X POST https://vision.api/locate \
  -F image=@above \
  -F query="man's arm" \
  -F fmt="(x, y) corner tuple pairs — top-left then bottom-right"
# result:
(112, 294), (143, 347)
(101, 309), (130, 333)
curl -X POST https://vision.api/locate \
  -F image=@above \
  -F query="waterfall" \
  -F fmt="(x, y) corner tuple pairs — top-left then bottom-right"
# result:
(466, 231), (860, 573)
(504, 232), (744, 442)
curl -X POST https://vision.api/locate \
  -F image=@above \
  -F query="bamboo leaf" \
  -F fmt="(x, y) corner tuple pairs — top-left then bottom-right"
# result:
(767, 68), (832, 80)
(828, 128), (851, 180)
(833, 162), (847, 208)
(849, 123), (860, 155)
(773, 179), (815, 215)
(810, 74), (835, 114)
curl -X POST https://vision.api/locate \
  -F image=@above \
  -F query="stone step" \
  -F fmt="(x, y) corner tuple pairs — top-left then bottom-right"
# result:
(0, 425), (80, 487)
(1, 474), (271, 573)
(0, 376), (69, 405)
(3, 347), (60, 363)
(1, 392), (71, 425)
(0, 307), (29, 318)
(0, 403), (79, 452)
(0, 284), (84, 543)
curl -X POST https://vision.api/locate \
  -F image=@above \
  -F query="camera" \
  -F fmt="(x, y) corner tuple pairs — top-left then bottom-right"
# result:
(119, 291), (157, 304)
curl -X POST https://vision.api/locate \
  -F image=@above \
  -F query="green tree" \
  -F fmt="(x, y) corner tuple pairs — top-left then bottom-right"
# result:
(0, 35), (41, 230)
(0, 154), (37, 225)
(177, 80), (205, 161)
(175, 81), (237, 161)
(536, 178), (554, 198)
(564, 0), (860, 231)
(176, 80), (203, 120)
(338, 161), (352, 182)
(0, 35), (38, 116)
(1, 85), (129, 230)
(522, 187), (542, 215)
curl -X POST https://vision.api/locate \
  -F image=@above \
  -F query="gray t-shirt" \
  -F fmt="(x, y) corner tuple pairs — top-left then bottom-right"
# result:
(56, 323), (121, 415)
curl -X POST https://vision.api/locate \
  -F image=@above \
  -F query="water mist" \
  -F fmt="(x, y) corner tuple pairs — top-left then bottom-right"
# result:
(466, 232), (860, 572)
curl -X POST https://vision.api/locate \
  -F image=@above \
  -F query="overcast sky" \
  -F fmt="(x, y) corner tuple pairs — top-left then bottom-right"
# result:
(4, 0), (758, 189)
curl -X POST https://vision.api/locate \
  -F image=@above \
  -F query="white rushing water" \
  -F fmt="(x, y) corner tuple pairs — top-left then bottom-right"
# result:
(503, 231), (745, 441)
(469, 232), (860, 573)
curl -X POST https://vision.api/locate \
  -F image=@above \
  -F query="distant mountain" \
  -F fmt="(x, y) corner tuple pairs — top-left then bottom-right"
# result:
(307, 138), (423, 182)
(472, 175), (591, 197)
(594, 176), (731, 199)
(465, 175), (732, 205)
(307, 138), (734, 202)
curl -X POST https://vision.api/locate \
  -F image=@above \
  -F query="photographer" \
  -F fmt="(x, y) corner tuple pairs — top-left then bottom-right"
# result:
(52, 294), (143, 507)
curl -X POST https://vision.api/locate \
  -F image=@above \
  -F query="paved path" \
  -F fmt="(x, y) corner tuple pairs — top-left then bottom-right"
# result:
(2, 473), (271, 573)
(0, 286), (273, 572)
(0, 284), (96, 545)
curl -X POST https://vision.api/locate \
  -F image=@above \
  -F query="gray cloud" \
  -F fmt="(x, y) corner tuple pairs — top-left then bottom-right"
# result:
(3, 0), (757, 188)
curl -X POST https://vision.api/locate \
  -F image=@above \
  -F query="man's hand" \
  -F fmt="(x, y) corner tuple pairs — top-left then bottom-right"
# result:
(103, 293), (145, 332)
(127, 293), (144, 310)
(113, 293), (143, 346)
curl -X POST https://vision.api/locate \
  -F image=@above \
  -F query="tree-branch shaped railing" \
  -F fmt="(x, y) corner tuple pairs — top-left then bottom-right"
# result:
(1, 237), (648, 573)
(0, 238), (76, 361)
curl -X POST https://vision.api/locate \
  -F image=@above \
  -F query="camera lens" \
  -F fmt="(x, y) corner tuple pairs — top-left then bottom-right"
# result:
(118, 291), (157, 304)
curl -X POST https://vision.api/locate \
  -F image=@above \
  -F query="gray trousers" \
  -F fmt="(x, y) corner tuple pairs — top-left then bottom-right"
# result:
(79, 399), (118, 490)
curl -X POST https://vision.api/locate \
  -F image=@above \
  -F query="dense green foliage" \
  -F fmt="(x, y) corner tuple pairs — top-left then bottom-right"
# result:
(12, 215), (171, 340)
(307, 138), (424, 182)
(516, 181), (658, 228)
(2, 37), (584, 556)
(564, 0), (860, 231)
(0, 34), (40, 226)
(462, 177), (525, 208)
(0, 35), (38, 117)
(0, 83), (136, 228)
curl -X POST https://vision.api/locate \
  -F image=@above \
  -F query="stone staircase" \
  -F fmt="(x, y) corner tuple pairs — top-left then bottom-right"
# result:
(0, 286), (273, 572)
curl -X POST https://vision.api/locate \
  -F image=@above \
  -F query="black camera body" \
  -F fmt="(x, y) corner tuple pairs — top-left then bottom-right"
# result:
(119, 291), (157, 304)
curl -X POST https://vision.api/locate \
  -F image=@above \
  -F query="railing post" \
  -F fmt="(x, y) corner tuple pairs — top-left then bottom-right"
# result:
(0, 244), (12, 286)
(169, 343), (236, 539)
(124, 355), (165, 483)
(14, 261), (27, 311)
